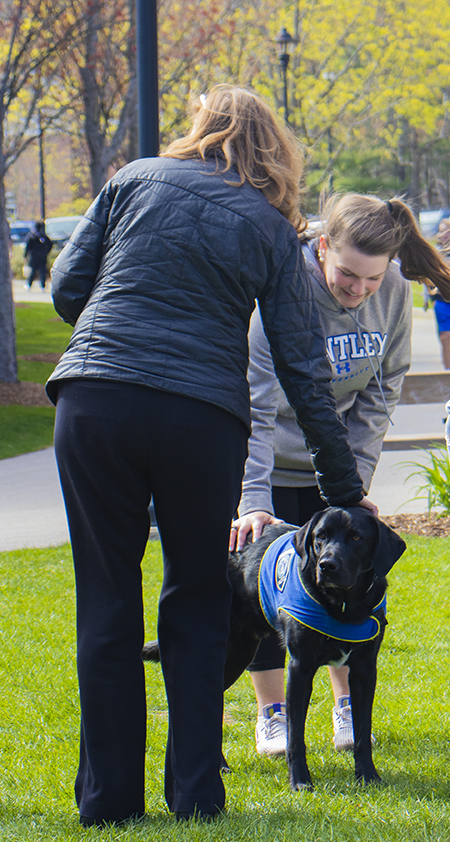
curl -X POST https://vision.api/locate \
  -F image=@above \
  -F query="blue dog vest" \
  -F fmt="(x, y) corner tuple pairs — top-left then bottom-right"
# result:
(258, 531), (386, 643)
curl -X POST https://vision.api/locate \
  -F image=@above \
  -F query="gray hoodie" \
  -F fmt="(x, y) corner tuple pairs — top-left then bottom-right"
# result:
(239, 241), (412, 516)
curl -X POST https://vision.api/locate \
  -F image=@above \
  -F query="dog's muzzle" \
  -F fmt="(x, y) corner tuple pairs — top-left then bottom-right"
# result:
(317, 555), (346, 588)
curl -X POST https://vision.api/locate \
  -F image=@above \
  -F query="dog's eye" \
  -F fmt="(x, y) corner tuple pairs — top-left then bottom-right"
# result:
(351, 533), (361, 541)
(316, 531), (326, 541)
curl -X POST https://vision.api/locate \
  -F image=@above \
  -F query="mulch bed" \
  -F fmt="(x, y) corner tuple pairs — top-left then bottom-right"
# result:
(380, 513), (450, 537)
(0, 380), (53, 407)
(18, 353), (61, 364)
(0, 355), (60, 406)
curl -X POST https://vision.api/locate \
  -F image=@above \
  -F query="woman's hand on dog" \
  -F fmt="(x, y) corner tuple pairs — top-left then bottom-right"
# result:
(229, 498), (378, 552)
(229, 511), (284, 552)
(356, 497), (379, 518)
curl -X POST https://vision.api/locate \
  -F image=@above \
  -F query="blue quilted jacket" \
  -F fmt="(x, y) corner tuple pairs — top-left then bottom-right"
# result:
(46, 157), (363, 506)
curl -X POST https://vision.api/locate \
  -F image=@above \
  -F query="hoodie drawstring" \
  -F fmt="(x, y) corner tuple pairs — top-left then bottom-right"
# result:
(343, 306), (394, 427)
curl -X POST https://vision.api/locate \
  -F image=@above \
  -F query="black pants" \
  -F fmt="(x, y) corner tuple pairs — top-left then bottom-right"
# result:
(28, 261), (47, 288)
(54, 380), (248, 819)
(247, 485), (327, 672)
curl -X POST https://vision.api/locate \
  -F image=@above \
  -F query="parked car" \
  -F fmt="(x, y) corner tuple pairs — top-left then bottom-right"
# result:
(419, 208), (450, 239)
(9, 220), (34, 244)
(45, 216), (84, 249)
(306, 215), (321, 234)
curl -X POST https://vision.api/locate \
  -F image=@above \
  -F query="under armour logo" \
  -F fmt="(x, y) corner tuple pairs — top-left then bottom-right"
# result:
(336, 362), (351, 374)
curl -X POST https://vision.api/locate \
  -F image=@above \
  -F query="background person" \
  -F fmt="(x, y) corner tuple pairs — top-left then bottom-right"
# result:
(230, 193), (450, 756)
(46, 87), (371, 825)
(24, 221), (53, 290)
(428, 218), (450, 369)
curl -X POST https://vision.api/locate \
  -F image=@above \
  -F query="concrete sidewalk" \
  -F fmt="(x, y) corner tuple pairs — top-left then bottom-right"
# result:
(0, 448), (69, 551)
(13, 278), (53, 304)
(0, 443), (439, 552)
(0, 297), (447, 552)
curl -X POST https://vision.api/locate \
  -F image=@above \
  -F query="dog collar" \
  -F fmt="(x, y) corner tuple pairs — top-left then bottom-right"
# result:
(258, 531), (386, 643)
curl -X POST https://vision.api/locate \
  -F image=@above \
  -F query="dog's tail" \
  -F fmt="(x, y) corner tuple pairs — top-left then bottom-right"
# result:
(142, 640), (161, 662)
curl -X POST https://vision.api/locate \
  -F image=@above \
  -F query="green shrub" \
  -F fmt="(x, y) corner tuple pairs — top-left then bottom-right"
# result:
(11, 243), (26, 279)
(398, 443), (450, 515)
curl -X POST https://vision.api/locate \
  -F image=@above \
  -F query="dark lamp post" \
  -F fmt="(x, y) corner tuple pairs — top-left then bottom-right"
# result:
(274, 27), (298, 124)
(136, 0), (159, 158)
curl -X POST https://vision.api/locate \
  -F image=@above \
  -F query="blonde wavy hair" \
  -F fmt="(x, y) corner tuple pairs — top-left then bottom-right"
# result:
(160, 85), (305, 231)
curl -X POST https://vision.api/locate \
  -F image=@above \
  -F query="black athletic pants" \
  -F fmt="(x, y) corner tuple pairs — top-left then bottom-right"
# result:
(247, 485), (327, 672)
(28, 260), (47, 288)
(54, 380), (248, 819)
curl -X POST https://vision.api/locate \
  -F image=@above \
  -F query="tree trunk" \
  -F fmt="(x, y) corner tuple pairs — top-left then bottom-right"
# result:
(432, 165), (450, 207)
(126, 0), (138, 163)
(0, 167), (17, 383)
(81, 0), (138, 195)
(80, 0), (107, 196)
(408, 128), (422, 212)
(397, 117), (408, 190)
(80, 14), (106, 196)
(126, 100), (138, 164)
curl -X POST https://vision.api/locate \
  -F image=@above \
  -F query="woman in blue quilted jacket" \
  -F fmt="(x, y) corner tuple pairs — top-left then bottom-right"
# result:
(47, 85), (374, 825)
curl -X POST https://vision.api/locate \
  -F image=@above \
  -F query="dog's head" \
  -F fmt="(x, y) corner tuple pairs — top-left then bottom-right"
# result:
(293, 507), (406, 601)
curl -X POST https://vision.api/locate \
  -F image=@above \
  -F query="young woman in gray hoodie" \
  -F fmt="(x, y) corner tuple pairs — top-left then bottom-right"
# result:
(230, 193), (450, 757)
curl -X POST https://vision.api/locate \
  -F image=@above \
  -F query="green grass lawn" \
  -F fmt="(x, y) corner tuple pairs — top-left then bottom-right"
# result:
(15, 303), (73, 383)
(412, 283), (425, 309)
(0, 534), (449, 840)
(0, 406), (56, 460)
(0, 304), (73, 460)
(411, 281), (438, 310)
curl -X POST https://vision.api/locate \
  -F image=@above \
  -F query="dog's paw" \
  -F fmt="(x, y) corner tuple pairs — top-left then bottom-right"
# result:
(291, 780), (314, 792)
(356, 768), (382, 785)
(220, 753), (232, 774)
(141, 640), (160, 662)
(289, 772), (313, 792)
(289, 759), (313, 792)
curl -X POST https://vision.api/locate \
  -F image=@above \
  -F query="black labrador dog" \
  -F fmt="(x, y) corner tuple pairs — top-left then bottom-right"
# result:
(143, 506), (406, 790)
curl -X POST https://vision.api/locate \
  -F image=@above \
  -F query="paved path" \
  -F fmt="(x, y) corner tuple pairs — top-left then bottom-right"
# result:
(0, 448), (69, 551)
(0, 442), (440, 552)
(13, 279), (53, 304)
(0, 292), (447, 552)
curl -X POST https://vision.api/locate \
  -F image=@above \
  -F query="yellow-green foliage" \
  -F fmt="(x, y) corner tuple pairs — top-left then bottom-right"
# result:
(4, 0), (450, 204)
(156, 0), (450, 196)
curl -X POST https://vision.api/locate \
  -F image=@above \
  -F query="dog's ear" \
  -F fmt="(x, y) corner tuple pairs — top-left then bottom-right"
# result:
(367, 515), (406, 576)
(293, 509), (329, 571)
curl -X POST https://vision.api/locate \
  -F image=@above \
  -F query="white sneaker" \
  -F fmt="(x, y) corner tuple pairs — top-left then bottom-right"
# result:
(332, 695), (354, 751)
(255, 702), (287, 756)
(332, 695), (376, 751)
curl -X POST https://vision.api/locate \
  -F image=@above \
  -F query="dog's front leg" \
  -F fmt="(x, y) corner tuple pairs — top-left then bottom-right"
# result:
(348, 654), (381, 784)
(286, 657), (315, 790)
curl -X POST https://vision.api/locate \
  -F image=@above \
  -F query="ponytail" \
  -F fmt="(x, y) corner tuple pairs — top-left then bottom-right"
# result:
(389, 199), (450, 299)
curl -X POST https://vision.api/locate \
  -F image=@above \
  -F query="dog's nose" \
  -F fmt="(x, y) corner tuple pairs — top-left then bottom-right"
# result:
(319, 558), (339, 573)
